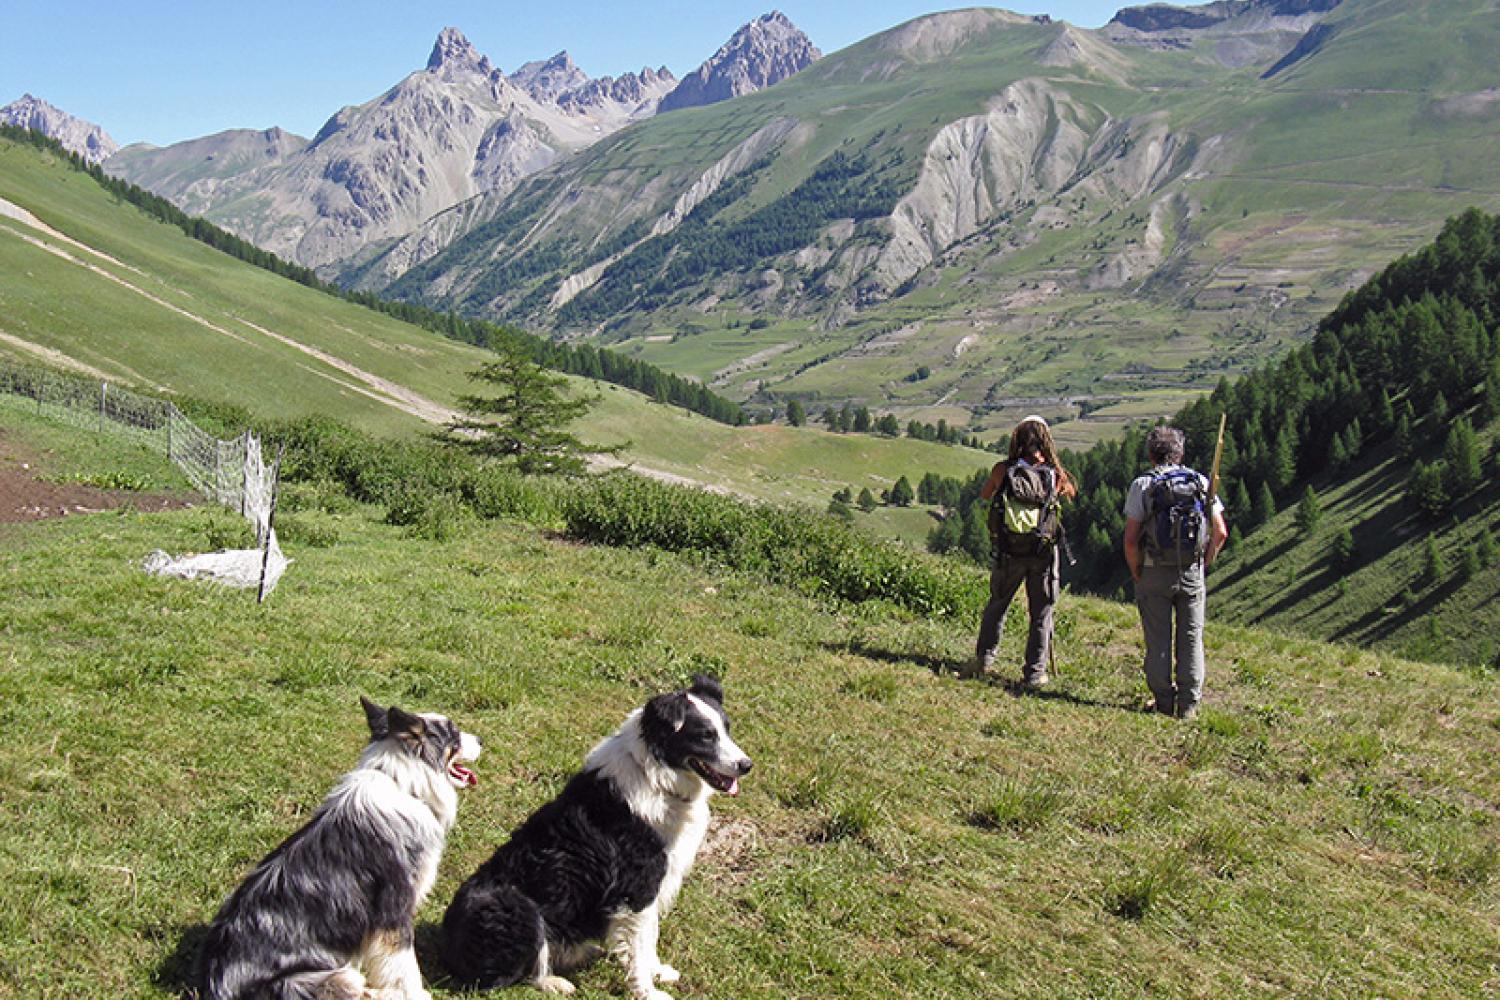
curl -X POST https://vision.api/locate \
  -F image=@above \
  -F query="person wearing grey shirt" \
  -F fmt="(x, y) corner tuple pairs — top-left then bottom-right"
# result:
(1122, 426), (1228, 720)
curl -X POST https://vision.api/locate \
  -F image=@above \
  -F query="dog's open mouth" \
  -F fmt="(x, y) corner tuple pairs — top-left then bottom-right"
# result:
(448, 760), (478, 788)
(689, 758), (740, 796)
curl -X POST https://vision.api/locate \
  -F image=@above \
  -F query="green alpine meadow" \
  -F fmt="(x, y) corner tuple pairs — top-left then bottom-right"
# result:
(3, 0), (1500, 996)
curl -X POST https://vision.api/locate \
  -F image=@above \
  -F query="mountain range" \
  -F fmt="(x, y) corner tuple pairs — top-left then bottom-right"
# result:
(95, 12), (819, 272)
(12, 0), (1500, 445)
(0, 94), (117, 164)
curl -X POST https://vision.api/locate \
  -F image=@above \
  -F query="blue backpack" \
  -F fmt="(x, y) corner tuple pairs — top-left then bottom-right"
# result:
(1144, 468), (1208, 563)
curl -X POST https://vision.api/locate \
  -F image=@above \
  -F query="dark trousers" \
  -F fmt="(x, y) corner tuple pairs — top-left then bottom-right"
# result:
(975, 547), (1058, 679)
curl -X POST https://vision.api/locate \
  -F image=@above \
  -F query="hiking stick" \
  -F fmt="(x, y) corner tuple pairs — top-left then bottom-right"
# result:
(1206, 412), (1227, 513)
(1204, 413), (1227, 571)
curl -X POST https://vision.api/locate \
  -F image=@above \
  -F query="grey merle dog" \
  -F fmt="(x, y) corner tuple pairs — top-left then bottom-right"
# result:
(440, 676), (751, 999)
(197, 697), (481, 1000)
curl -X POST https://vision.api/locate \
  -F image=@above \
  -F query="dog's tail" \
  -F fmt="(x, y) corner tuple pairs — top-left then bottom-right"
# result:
(440, 880), (547, 989)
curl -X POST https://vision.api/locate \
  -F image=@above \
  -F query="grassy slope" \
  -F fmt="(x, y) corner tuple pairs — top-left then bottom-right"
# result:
(1212, 416), (1500, 667)
(3, 399), (1498, 1000)
(0, 136), (989, 540)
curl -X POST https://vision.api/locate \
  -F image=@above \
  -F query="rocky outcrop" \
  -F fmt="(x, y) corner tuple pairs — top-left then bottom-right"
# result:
(1109, 0), (1340, 34)
(658, 12), (821, 113)
(1, 94), (118, 163)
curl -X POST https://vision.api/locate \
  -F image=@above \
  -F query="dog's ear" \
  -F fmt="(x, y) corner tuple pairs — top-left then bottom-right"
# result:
(361, 695), (388, 740)
(643, 691), (689, 737)
(689, 674), (724, 705)
(386, 705), (427, 747)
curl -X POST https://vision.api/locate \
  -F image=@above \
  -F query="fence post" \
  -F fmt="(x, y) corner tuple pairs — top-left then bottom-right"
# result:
(166, 408), (174, 462)
(257, 443), (286, 605)
(99, 382), (107, 433)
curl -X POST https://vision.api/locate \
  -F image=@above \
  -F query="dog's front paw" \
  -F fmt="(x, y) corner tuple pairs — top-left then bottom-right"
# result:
(655, 964), (681, 983)
(536, 975), (577, 995)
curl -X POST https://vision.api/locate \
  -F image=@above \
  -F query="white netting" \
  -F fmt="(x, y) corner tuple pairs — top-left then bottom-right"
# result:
(143, 432), (289, 594)
(0, 362), (291, 597)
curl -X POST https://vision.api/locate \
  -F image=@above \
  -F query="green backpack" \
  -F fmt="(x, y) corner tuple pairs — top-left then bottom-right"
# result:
(987, 461), (1062, 557)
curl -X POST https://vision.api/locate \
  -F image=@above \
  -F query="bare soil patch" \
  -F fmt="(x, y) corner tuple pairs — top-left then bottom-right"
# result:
(0, 432), (194, 524)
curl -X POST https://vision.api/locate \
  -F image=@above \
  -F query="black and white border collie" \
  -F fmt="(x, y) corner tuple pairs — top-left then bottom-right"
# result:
(441, 675), (752, 999)
(197, 697), (481, 1000)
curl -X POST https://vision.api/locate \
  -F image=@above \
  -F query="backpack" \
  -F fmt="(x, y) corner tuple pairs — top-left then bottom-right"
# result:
(987, 461), (1062, 558)
(1142, 468), (1208, 564)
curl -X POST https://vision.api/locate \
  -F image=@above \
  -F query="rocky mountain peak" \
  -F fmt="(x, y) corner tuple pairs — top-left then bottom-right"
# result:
(1, 93), (119, 163)
(510, 51), (590, 102)
(426, 27), (493, 77)
(657, 10), (821, 114)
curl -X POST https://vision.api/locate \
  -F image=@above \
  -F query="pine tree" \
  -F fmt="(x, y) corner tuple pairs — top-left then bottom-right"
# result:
(827, 499), (854, 522)
(961, 505), (991, 564)
(1422, 534), (1447, 584)
(889, 475), (915, 507)
(927, 511), (962, 554)
(1443, 417), (1482, 494)
(1270, 425), (1298, 493)
(1330, 526), (1356, 568)
(786, 399), (806, 427)
(1228, 480), (1251, 523)
(857, 487), (877, 512)
(1458, 546), (1481, 582)
(1295, 485), (1322, 532)
(1328, 433), (1349, 473)
(1480, 362), (1500, 426)
(838, 403), (854, 433)
(1408, 460), (1449, 518)
(448, 348), (611, 475)
(1393, 406), (1416, 461)
(832, 486), (853, 504)
(1431, 391), (1449, 426)
(1253, 481), (1276, 526)
(1372, 388), (1394, 435)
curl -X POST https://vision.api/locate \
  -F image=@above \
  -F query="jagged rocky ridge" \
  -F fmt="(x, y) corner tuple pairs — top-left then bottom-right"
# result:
(1, 94), (118, 163)
(658, 11), (823, 114)
(102, 14), (821, 271)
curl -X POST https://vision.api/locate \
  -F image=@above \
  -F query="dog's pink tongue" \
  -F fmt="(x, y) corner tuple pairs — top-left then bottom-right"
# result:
(453, 764), (478, 787)
(726, 777), (740, 797)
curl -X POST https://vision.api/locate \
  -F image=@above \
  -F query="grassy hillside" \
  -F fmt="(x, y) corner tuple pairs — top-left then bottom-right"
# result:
(3, 397), (1498, 999)
(0, 134), (989, 541)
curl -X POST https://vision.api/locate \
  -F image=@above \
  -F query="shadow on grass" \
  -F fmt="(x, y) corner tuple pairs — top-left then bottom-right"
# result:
(820, 639), (952, 676)
(150, 922), (208, 999)
(821, 641), (1134, 713)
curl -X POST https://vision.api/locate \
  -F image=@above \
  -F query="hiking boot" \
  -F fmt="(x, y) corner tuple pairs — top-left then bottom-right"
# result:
(1023, 670), (1049, 690)
(1176, 703), (1200, 722)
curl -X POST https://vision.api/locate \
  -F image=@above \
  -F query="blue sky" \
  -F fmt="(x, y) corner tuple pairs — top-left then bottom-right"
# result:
(2, 1), (1129, 147)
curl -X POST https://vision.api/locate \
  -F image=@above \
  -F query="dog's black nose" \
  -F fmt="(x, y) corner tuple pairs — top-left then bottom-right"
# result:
(737, 758), (753, 775)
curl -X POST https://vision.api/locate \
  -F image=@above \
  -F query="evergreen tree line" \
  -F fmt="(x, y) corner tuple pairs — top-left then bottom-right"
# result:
(1, 125), (746, 426)
(1061, 208), (1500, 594)
(806, 401), (998, 451)
(558, 146), (909, 325)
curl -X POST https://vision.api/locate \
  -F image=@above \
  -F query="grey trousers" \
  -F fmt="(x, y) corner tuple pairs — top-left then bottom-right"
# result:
(1135, 561), (1206, 715)
(975, 548), (1058, 679)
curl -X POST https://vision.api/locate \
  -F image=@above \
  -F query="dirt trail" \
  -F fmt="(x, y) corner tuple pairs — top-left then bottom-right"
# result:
(0, 431), (192, 524)
(0, 195), (457, 426)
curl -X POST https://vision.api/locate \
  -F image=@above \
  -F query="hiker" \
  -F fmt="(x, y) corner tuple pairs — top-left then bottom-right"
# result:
(965, 415), (1076, 686)
(1122, 425), (1229, 720)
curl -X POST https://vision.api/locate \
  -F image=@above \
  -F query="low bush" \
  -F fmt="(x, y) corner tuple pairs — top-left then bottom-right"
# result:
(561, 473), (985, 617)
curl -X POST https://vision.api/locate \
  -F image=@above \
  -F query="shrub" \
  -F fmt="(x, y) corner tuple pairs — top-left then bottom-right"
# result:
(275, 512), (340, 548)
(560, 473), (985, 616)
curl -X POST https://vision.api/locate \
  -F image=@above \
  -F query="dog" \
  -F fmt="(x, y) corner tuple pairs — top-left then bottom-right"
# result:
(196, 696), (481, 1000)
(441, 675), (751, 999)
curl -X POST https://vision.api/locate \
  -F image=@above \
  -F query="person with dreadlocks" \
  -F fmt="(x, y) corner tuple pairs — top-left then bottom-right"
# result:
(962, 415), (1077, 686)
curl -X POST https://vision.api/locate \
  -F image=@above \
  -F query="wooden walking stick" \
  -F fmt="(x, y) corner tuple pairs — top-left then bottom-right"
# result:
(1206, 412), (1227, 514)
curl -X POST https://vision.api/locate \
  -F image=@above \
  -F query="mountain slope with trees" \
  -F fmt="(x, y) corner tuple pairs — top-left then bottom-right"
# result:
(1061, 208), (1500, 666)
(354, 0), (1500, 447)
